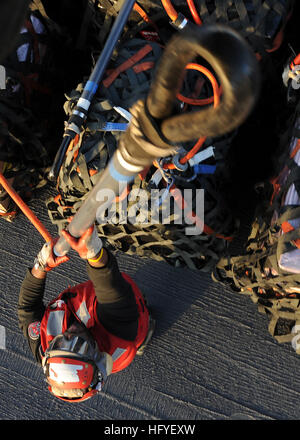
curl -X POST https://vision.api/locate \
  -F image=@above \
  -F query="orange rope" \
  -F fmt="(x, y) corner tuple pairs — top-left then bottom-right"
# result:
(180, 137), (206, 164)
(177, 63), (221, 107)
(183, 62), (220, 107)
(0, 172), (52, 242)
(159, 62), (220, 170)
(161, 0), (203, 25)
(186, 0), (202, 25)
(159, 2), (220, 168)
(160, 0), (178, 21)
(161, 0), (287, 57)
(133, 2), (160, 32)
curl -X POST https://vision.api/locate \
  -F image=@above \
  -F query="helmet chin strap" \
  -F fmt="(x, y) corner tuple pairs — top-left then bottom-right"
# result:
(94, 351), (113, 383)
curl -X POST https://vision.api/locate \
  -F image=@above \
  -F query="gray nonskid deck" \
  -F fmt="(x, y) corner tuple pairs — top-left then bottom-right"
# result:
(0, 187), (298, 420)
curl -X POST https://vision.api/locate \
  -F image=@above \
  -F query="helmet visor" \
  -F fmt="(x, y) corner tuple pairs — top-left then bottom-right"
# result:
(47, 334), (97, 358)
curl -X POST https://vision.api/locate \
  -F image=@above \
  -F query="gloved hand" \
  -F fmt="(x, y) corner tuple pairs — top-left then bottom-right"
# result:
(34, 240), (70, 272)
(61, 224), (103, 260)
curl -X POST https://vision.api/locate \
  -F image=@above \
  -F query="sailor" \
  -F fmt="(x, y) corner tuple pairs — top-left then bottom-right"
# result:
(18, 223), (155, 402)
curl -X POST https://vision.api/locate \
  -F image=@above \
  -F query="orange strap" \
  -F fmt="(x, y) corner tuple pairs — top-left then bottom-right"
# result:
(290, 139), (300, 159)
(115, 185), (130, 203)
(281, 221), (300, 249)
(139, 166), (151, 181)
(133, 61), (155, 74)
(170, 185), (233, 241)
(103, 44), (154, 88)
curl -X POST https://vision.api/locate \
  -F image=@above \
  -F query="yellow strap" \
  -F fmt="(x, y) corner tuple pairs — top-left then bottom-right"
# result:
(88, 248), (103, 263)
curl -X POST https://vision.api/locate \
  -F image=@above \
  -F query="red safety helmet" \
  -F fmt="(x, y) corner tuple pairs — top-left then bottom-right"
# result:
(42, 333), (112, 402)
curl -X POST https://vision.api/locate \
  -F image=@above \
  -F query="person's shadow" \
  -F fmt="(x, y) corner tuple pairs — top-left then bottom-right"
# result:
(117, 252), (223, 341)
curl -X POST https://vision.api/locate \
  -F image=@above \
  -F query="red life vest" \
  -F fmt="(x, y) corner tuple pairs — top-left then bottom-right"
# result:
(40, 273), (149, 374)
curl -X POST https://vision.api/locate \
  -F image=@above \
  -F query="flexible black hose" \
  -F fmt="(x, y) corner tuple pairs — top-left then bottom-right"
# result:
(146, 24), (261, 142)
(54, 23), (260, 256)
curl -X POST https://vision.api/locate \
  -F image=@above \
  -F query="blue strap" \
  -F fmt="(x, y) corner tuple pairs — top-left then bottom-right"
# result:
(194, 164), (216, 174)
(100, 122), (129, 132)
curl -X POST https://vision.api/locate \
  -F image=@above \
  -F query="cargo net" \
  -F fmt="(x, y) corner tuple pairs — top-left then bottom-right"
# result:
(213, 104), (300, 349)
(46, 37), (239, 272)
(0, 9), (62, 221)
(86, 1), (293, 54)
(159, 0), (294, 54)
